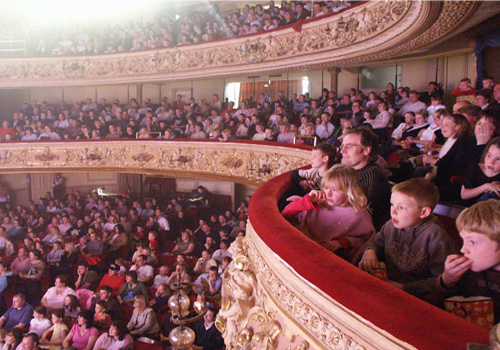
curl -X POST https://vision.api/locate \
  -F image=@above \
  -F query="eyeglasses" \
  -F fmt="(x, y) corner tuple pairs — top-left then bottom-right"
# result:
(340, 144), (364, 151)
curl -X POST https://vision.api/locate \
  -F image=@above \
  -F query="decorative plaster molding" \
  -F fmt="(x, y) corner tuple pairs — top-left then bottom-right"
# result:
(218, 224), (418, 350)
(0, 141), (310, 185)
(0, 0), (469, 87)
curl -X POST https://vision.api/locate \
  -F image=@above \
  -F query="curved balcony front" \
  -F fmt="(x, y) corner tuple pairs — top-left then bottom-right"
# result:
(0, 1), (482, 88)
(0, 139), (489, 350)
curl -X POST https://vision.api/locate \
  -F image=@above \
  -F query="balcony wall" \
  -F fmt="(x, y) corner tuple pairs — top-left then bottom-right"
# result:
(0, 139), (489, 350)
(0, 1), (481, 88)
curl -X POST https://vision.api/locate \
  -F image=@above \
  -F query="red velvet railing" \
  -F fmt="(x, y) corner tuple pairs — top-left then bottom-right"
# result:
(249, 172), (489, 350)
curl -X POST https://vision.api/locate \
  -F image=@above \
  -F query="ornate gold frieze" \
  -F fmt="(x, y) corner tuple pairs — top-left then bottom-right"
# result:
(0, 0), (444, 87)
(0, 141), (310, 185)
(219, 223), (419, 350)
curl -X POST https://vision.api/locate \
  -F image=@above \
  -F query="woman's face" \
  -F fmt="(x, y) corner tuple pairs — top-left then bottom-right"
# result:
(77, 315), (87, 326)
(415, 114), (426, 126)
(5, 333), (15, 344)
(109, 325), (118, 338)
(126, 275), (133, 283)
(441, 117), (460, 138)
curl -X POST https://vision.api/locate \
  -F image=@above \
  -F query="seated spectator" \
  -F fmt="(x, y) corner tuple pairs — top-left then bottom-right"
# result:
(212, 239), (232, 263)
(126, 294), (160, 338)
(191, 307), (224, 350)
(40, 309), (68, 350)
(193, 249), (217, 274)
(193, 266), (222, 297)
(438, 200), (500, 322)
(62, 310), (99, 350)
(2, 327), (23, 349)
(29, 306), (51, 337)
(283, 164), (376, 263)
(41, 275), (76, 311)
(359, 178), (458, 299)
(20, 333), (41, 350)
(89, 286), (122, 321)
(172, 230), (196, 255)
(149, 283), (169, 311)
(129, 255), (154, 284)
(152, 265), (169, 289)
(93, 301), (111, 331)
(117, 271), (148, 305)
(63, 295), (81, 320)
(93, 320), (133, 350)
(75, 261), (100, 292)
(10, 247), (31, 276)
(420, 113), (475, 202)
(96, 264), (125, 296)
(16, 249), (45, 306)
(0, 293), (33, 329)
(461, 136), (500, 203)
(452, 78), (476, 99)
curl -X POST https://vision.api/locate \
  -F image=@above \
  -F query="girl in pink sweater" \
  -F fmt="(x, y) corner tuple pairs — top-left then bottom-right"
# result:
(283, 164), (376, 264)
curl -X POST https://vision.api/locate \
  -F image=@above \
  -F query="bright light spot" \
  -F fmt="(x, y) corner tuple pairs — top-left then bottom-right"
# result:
(302, 76), (309, 95)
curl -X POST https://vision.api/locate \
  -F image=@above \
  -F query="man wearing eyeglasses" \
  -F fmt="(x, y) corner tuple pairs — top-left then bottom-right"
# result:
(341, 128), (391, 229)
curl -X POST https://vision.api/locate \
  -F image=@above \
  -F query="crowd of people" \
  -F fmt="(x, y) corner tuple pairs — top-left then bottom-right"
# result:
(0, 1), (352, 56)
(1, 73), (500, 343)
(0, 184), (245, 349)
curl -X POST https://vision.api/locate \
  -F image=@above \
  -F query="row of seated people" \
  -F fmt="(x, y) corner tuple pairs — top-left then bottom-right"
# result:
(0, 187), (245, 349)
(280, 119), (500, 330)
(23, 1), (352, 56)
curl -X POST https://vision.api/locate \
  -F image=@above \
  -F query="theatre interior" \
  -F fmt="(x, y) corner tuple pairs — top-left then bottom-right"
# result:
(0, 1), (500, 350)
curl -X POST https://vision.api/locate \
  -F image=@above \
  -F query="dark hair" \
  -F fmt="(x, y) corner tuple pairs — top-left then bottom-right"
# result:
(23, 333), (40, 346)
(51, 308), (65, 320)
(65, 295), (80, 313)
(56, 274), (68, 286)
(34, 305), (47, 316)
(78, 310), (94, 328)
(126, 270), (138, 283)
(31, 249), (42, 260)
(344, 128), (380, 162)
(314, 142), (338, 168)
(0, 261), (9, 270)
(100, 285), (112, 295)
(110, 320), (129, 340)
(78, 261), (89, 269)
(7, 328), (23, 348)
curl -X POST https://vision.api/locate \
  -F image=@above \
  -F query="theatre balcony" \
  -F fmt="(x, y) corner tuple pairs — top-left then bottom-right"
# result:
(0, 1), (498, 88)
(0, 139), (489, 350)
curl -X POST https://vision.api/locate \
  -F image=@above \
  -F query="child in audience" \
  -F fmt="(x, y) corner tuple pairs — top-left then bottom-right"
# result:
(29, 305), (52, 336)
(153, 265), (170, 289)
(359, 178), (458, 298)
(149, 283), (170, 311)
(461, 136), (500, 203)
(131, 243), (144, 263)
(148, 231), (159, 252)
(41, 309), (69, 350)
(438, 200), (500, 322)
(63, 295), (81, 320)
(283, 164), (376, 263)
(290, 142), (338, 193)
(114, 258), (126, 275)
(93, 300), (111, 330)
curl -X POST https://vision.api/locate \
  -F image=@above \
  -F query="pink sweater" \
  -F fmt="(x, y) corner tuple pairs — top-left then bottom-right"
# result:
(282, 195), (376, 263)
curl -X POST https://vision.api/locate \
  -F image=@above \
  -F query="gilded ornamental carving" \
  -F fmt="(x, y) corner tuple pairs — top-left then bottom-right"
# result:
(0, 141), (310, 185)
(0, 0), (482, 87)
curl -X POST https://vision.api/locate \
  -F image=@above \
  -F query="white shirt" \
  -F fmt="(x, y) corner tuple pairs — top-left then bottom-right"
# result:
(130, 264), (154, 282)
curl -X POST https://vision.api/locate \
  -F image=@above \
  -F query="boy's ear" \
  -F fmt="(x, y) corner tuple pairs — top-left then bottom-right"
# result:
(322, 155), (329, 163)
(419, 206), (432, 219)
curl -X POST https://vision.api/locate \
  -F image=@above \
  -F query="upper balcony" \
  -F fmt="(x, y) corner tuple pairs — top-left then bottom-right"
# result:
(0, 0), (496, 88)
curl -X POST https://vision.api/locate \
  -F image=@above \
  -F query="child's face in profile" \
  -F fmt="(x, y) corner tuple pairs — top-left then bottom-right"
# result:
(157, 285), (165, 294)
(310, 149), (328, 169)
(460, 230), (500, 272)
(34, 311), (42, 320)
(323, 182), (348, 207)
(390, 191), (427, 229)
(64, 297), (71, 306)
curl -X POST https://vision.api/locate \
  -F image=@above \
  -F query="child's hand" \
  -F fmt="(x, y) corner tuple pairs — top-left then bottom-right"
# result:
(484, 182), (500, 197)
(308, 190), (325, 204)
(442, 254), (472, 288)
(359, 250), (379, 273)
(286, 195), (302, 202)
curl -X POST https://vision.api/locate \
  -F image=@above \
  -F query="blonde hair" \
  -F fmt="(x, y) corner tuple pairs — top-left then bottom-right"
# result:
(320, 164), (367, 212)
(457, 199), (500, 246)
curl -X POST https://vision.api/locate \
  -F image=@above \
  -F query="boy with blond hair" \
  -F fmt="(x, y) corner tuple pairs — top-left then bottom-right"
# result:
(438, 199), (500, 322)
(359, 178), (457, 298)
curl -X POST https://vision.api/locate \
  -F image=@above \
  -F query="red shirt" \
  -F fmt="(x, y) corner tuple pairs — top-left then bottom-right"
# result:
(96, 274), (125, 296)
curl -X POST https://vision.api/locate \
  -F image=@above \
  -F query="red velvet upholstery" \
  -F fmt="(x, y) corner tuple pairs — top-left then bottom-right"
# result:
(249, 172), (489, 350)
